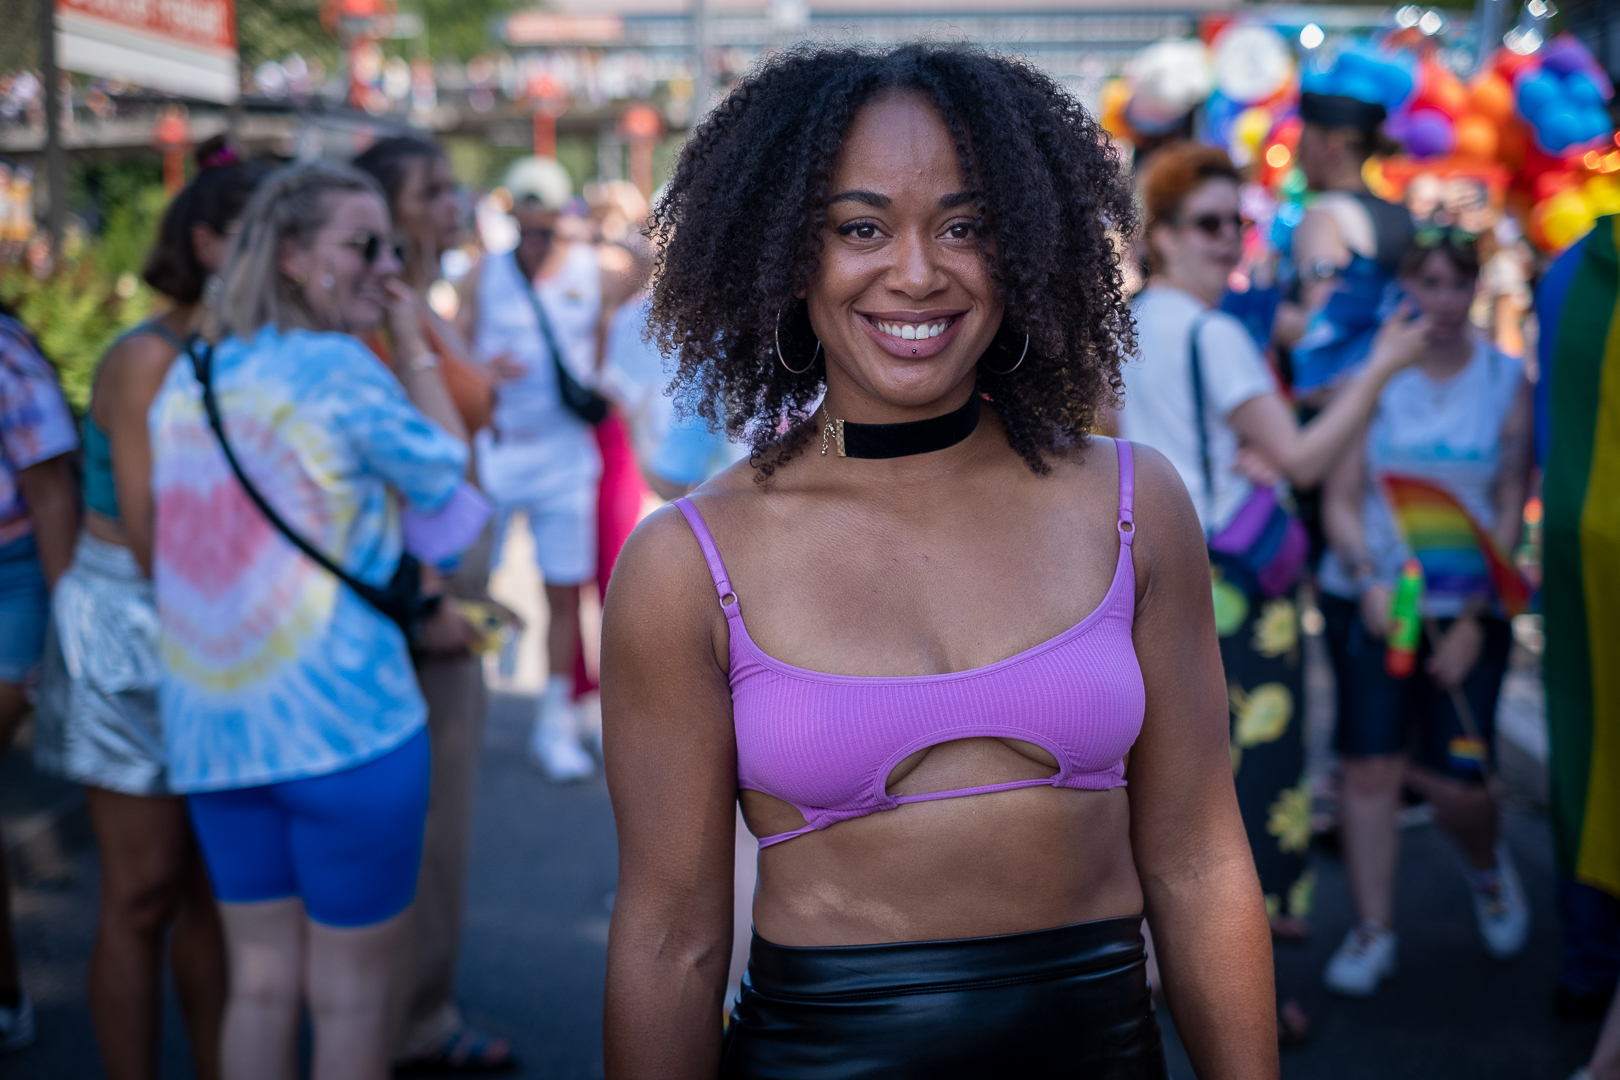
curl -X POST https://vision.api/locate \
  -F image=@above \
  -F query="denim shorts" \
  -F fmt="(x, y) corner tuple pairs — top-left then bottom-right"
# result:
(0, 534), (50, 686)
(1320, 593), (1512, 783)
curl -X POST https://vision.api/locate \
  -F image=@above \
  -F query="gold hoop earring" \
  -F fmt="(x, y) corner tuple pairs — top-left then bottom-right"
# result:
(983, 334), (1029, 376)
(776, 310), (821, 375)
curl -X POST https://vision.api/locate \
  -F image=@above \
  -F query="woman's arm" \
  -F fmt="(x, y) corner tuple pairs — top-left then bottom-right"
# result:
(1125, 445), (1279, 1080)
(1227, 306), (1428, 489)
(386, 281), (469, 446)
(453, 259), (482, 346)
(1320, 424), (1389, 637)
(17, 455), (78, 587)
(93, 334), (179, 576)
(1491, 378), (1535, 557)
(602, 504), (739, 1080)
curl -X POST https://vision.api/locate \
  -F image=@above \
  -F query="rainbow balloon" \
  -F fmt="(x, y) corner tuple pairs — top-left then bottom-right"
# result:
(1380, 474), (1532, 617)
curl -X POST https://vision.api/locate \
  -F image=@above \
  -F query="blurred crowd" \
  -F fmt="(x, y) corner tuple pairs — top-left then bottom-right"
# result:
(0, 53), (1613, 1080)
(0, 129), (741, 1078)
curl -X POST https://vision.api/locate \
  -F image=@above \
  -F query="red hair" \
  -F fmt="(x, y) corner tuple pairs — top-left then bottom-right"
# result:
(1137, 142), (1240, 272)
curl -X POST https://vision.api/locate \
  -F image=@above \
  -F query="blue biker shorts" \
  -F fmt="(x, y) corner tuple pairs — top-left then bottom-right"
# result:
(187, 728), (429, 927)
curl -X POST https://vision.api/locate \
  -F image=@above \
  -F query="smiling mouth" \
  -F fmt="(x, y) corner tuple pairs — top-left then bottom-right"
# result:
(868, 315), (957, 341)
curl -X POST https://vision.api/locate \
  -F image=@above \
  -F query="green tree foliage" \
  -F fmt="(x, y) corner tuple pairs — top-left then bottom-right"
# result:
(237, 0), (338, 69)
(404, 0), (524, 62)
(235, 0), (518, 70)
(1, 162), (166, 411)
(1, 252), (156, 412)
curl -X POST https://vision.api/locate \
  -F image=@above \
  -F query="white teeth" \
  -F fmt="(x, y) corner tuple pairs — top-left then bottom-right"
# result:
(875, 319), (951, 340)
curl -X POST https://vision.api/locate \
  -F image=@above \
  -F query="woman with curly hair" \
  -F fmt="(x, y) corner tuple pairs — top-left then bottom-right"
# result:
(601, 45), (1277, 1078)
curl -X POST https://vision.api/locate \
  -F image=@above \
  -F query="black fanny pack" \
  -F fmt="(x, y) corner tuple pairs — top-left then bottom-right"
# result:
(185, 335), (439, 635)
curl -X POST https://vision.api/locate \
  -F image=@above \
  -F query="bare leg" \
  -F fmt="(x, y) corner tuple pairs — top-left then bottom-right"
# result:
(218, 899), (304, 1080)
(1339, 754), (1406, 928)
(544, 582), (582, 680)
(0, 681), (30, 1009)
(307, 912), (409, 1080)
(86, 788), (225, 1080)
(171, 847), (227, 1080)
(1404, 766), (1498, 871)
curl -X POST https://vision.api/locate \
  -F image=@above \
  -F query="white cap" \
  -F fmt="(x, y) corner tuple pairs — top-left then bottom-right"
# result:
(503, 156), (572, 211)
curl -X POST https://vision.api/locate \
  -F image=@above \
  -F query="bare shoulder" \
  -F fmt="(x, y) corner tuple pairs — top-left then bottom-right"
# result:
(608, 500), (725, 637)
(1294, 205), (1347, 258)
(613, 500), (710, 596)
(1124, 441), (1197, 528)
(1114, 440), (1206, 600)
(101, 330), (180, 382)
(94, 331), (181, 420)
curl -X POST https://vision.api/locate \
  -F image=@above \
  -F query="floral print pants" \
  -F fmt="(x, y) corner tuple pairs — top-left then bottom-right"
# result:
(1212, 568), (1312, 921)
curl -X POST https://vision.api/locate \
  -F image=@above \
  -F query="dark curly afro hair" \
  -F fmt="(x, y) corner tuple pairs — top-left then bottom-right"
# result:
(648, 43), (1137, 477)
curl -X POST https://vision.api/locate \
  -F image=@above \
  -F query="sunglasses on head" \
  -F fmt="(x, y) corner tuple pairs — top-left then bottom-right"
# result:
(333, 232), (406, 266)
(1182, 212), (1250, 237)
(1414, 224), (1478, 249)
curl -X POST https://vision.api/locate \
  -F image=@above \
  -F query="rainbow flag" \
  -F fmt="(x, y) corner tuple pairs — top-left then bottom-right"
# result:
(1543, 214), (1620, 900)
(1379, 474), (1532, 618)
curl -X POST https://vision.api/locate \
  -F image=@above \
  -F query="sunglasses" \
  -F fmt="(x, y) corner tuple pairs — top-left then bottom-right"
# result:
(1414, 224), (1478, 249)
(1182, 212), (1251, 237)
(327, 232), (406, 266)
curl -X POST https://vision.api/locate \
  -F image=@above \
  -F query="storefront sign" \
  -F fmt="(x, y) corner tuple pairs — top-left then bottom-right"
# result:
(56, 0), (239, 103)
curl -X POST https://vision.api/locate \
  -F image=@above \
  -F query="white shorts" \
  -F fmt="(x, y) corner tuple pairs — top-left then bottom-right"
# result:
(477, 426), (601, 587)
(491, 483), (597, 586)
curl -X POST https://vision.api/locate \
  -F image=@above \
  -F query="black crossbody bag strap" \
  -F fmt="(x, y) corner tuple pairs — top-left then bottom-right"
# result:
(184, 336), (425, 629)
(517, 267), (609, 426)
(1187, 312), (1216, 531)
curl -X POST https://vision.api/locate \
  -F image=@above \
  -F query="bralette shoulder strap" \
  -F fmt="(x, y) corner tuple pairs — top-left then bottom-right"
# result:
(1116, 438), (1136, 547)
(673, 497), (742, 617)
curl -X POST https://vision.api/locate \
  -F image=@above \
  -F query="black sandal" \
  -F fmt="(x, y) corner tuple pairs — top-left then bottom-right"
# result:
(394, 1029), (519, 1076)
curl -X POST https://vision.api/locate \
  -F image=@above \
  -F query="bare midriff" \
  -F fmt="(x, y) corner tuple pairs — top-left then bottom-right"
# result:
(742, 737), (1143, 947)
(84, 509), (129, 549)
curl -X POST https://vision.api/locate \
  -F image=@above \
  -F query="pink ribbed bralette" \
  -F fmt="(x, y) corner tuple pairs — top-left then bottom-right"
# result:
(674, 438), (1146, 848)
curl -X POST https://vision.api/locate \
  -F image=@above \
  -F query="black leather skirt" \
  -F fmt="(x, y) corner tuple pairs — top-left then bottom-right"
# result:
(720, 915), (1168, 1079)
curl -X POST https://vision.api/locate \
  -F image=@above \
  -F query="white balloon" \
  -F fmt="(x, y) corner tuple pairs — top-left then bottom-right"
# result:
(1214, 25), (1294, 105)
(1126, 38), (1214, 133)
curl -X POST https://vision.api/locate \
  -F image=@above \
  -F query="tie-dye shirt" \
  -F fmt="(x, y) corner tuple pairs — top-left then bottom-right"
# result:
(0, 315), (79, 545)
(150, 326), (467, 792)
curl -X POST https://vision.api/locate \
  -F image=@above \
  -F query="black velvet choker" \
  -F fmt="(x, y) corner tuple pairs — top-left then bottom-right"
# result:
(819, 392), (982, 459)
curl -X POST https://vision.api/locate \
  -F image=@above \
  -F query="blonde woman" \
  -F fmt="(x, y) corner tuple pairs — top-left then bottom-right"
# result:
(148, 161), (479, 1080)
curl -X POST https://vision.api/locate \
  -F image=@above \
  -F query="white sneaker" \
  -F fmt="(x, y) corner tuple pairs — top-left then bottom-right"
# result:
(0, 991), (35, 1053)
(1324, 921), (1397, 997)
(1471, 843), (1531, 960)
(528, 689), (595, 782)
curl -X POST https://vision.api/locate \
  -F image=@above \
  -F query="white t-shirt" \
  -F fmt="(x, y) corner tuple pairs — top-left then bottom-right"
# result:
(1117, 285), (1277, 532)
(472, 244), (603, 504)
(1317, 340), (1524, 616)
